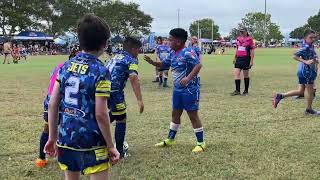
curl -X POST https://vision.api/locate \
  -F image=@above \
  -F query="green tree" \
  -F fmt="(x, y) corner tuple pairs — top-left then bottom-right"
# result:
(290, 10), (319, 39)
(229, 12), (283, 42)
(290, 25), (310, 39)
(189, 18), (220, 39)
(49, 0), (109, 34)
(0, 0), (52, 36)
(94, 1), (153, 36)
(229, 26), (240, 40)
(49, 0), (152, 36)
(268, 22), (283, 41)
(307, 10), (320, 33)
(0, 0), (152, 37)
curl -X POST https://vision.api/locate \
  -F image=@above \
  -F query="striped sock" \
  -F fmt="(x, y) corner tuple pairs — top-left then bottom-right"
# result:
(168, 122), (180, 140)
(194, 127), (204, 144)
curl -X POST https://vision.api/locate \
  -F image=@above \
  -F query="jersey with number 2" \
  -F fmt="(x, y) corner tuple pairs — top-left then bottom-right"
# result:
(57, 53), (111, 150)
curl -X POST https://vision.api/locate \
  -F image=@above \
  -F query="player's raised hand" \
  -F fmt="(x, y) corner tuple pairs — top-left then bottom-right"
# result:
(180, 77), (190, 87)
(108, 147), (120, 165)
(44, 139), (58, 157)
(144, 55), (153, 64)
(138, 100), (144, 114)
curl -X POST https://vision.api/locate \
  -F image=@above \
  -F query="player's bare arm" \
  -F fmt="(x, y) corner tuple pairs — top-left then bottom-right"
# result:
(250, 49), (255, 66)
(129, 74), (144, 114)
(95, 96), (120, 165)
(233, 53), (237, 64)
(293, 55), (314, 65)
(154, 49), (161, 62)
(144, 55), (163, 67)
(44, 82), (61, 157)
(180, 63), (202, 87)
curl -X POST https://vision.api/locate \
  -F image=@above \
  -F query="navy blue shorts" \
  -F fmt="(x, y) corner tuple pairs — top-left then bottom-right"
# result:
(57, 147), (111, 175)
(159, 68), (170, 71)
(108, 93), (127, 121)
(172, 89), (200, 111)
(160, 62), (170, 71)
(298, 75), (316, 85)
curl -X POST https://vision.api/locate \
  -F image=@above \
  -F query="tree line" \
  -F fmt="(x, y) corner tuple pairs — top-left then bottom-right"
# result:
(189, 10), (320, 42)
(0, 0), (318, 41)
(189, 12), (283, 42)
(290, 10), (320, 39)
(0, 0), (153, 37)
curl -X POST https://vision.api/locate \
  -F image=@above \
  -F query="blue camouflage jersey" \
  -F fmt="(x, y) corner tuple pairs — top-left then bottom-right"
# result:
(57, 53), (111, 151)
(192, 45), (201, 57)
(106, 51), (139, 94)
(156, 44), (172, 62)
(295, 43), (318, 79)
(162, 47), (200, 91)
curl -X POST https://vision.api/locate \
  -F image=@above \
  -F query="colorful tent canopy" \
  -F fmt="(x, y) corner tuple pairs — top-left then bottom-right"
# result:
(13, 31), (53, 40)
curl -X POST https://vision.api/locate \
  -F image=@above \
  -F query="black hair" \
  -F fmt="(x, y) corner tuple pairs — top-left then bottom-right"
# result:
(77, 14), (111, 52)
(123, 37), (142, 50)
(157, 36), (163, 41)
(304, 29), (315, 38)
(169, 28), (188, 43)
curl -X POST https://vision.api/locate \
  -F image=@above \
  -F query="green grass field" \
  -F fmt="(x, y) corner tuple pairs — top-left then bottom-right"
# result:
(1, 48), (320, 179)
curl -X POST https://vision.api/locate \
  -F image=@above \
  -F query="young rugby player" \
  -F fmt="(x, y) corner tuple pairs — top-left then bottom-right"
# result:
(12, 44), (19, 64)
(273, 29), (319, 115)
(35, 63), (64, 168)
(2, 40), (12, 64)
(44, 14), (120, 179)
(144, 28), (206, 153)
(20, 45), (27, 61)
(155, 37), (172, 87)
(190, 36), (202, 62)
(106, 37), (144, 158)
(152, 37), (162, 83)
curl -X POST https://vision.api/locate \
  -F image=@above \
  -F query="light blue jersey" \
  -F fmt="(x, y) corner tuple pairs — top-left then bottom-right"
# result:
(296, 43), (318, 80)
(162, 47), (200, 91)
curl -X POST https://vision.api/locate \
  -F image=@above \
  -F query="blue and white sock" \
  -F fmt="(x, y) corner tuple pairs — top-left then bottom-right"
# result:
(168, 122), (180, 140)
(194, 127), (204, 145)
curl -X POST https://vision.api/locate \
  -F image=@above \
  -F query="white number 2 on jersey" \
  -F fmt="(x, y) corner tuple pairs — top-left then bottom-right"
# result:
(65, 76), (80, 105)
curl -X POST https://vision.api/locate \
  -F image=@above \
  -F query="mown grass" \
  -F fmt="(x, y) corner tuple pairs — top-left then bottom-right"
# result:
(1, 48), (320, 179)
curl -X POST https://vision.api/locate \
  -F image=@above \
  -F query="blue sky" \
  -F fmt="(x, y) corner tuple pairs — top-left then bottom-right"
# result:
(122, 0), (319, 36)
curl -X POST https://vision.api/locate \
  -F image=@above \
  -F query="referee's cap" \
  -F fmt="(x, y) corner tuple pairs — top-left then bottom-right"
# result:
(239, 26), (248, 32)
